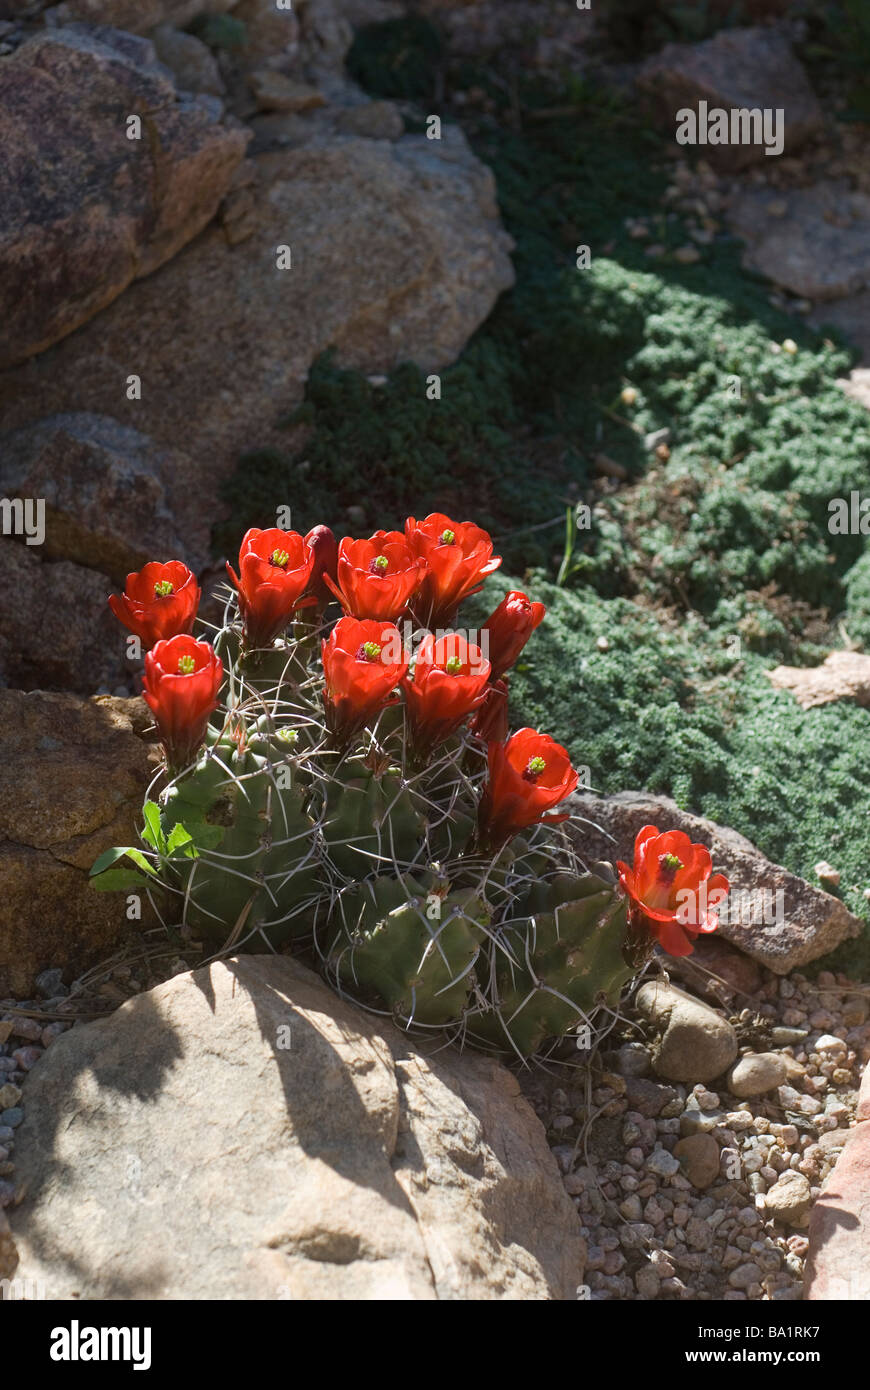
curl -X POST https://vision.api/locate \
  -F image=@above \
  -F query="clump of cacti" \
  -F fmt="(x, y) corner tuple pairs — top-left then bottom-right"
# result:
(92, 513), (729, 1058)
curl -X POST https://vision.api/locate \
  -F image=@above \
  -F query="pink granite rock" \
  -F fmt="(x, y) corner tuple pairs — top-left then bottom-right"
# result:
(804, 1063), (870, 1299)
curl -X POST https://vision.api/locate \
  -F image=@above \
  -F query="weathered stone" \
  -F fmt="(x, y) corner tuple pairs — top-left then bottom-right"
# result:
(233, 0), (300, 71)
(728, 180), (870, 302)
(293, 0), (353, 80)
(0, 542), (128, 694)
(805, 1113), (870, 1298)
(0, 26), (248, 368)
(636, 28), (823, 170)
(812, 297), (870, 367)
(0, 128), (514, 499)
(151, 25), (226, 97)
(0, 691), (156, 997)
(806, 1064), (870, 1296)
(0, 413), (211, 583)
(636, 980), (738, 1083)
(668, 933), (762, 1003)
(767, 650), (870, 709)
(624, 1077), (676, 1118)
(0, 1208), (17, 1281)
(764, 1170), (812, 1227)
(9, 956), (585, 1299)
(335, 98), (403, 140)
(567, 791), (862, 973)
(673, 1133), (721, 1190)
(43, 0), (238, 34)
(727, 1052), (787, 1099)
(859, 1059), (870, 1123)
(249, 68), (325, 111)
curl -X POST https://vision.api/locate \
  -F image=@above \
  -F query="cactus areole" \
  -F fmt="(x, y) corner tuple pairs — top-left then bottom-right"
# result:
(94, 514), (729, 1058)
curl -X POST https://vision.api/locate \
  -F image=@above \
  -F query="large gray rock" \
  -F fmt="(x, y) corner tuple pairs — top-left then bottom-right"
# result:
(567, 791), (862, 974)
(0, 25), (249, 367)
(728, 179), (870, 302)
(9, 956), (585, 1299)
(0, 692), (155, 998)
(0, 413), (211, 583)
(0, 126), (514, 495)
(636, 27), (823, 170)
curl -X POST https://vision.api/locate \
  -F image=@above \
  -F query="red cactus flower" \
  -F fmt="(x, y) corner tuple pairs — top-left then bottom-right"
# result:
(481, 590), (546, 680)
(322, 616), (408, 740)
(108, 560), (200, 649)
(470, 677), (510, 744)
(478, 728), (578, 847)
(305, 525), (339, 611)
(227, 528), (315, 649)
(323, 530), (427, 622)
(402, 632), (491, 753)
(616, 825), (730, 958)
(142, 634), (223, 773)
(405, 513), (501, 627)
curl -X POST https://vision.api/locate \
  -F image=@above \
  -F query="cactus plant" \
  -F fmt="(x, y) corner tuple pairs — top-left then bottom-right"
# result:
(92, 513), (730, 1058)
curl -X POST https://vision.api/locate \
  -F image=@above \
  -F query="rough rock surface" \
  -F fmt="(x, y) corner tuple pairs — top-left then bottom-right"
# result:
(668, 933), (763, 1005)
(0, 127), (515, 490)
(813, 296), (870, 365)
(8, 956), (586, 1299)
(805, 1062), (870, 1298)
(0, 25), (249, 367)
(635, 980), (738, 1084)
(42, 0), (238, 34)
(766, 650), (870, 709)
(0, 1210), (17, 1281)
(0, 692), (155, 997)
(727, 180), (870, 301)
(567, 791), (862, 973)
(151, 24), (226, 96)
(840, 366), (870, 409)
(0, 413), (211, 583)
(0, 542), (129, 693)
(233, 0), (302, 73)
(636, 28), (823, 170)
(727, 1052), (787, 1099)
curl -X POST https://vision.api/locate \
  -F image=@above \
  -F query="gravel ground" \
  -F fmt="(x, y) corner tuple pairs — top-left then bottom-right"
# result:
(3, 948), (868, 1303)
(522, 965), (870, 1301)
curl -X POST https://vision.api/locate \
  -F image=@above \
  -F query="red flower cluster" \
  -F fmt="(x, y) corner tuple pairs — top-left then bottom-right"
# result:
(105, 519), (566, 825)
(617, 825), (729, 957)
(108, 561), (200, 649)
(142, 634), (223, 774)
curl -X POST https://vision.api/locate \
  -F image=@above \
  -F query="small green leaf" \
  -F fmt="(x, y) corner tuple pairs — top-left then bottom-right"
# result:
(166, 823), (196, 858)
(89, 868), (153, 892)
(141, 801), (166, 853)
(90, 846), (157, 878)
